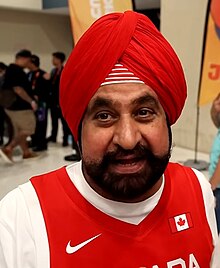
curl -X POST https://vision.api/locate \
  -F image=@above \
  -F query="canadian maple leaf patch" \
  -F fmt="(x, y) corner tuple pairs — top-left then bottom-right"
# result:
(177, 218), (185, 227)
(169, 213), (193, 233)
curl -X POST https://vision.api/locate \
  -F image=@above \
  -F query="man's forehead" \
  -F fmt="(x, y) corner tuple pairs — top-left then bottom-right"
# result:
(87, 83), (162, 109)
(94, 83), (157, 98)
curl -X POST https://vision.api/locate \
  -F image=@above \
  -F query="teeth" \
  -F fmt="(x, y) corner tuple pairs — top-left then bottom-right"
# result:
(122, 162), (136, 166)
(118, 160), (137, 165)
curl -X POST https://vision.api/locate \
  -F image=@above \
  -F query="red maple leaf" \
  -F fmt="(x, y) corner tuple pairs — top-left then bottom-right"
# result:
(177, 218), (185, 226)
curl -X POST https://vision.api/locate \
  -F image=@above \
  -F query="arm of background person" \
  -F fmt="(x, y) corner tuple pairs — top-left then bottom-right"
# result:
(43, 72), (51, 80)
(210, 158), (220, 190)
(14, 86), (37, 111)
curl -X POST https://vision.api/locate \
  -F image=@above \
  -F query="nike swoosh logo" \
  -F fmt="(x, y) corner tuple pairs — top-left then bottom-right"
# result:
(66, 233), (102, 254)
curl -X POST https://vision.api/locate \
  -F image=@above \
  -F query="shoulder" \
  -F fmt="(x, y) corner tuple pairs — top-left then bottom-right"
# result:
(0, 182), (36, 224)
(0, 182), (50, 267)
(169, 164), (213, 198)
(169, 164), (218, 244)
(0, 182), (35, 258)
(5, 64), (25, 82)
(168, 163), (209, 185)
(191, 168), (213, 195)
(51, 68), (56, 74)
(7, 63), (22, 73)
(39, 69), (46, 74)
(167, 163), (213, 205)
(8, 63), (18, 69)
(36, 69), (45, 77)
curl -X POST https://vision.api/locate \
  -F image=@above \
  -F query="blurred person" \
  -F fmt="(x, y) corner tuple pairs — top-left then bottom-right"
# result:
(0, 11), (218, 267)
(0, 49), (37, 163)
(209, 93), (220, 233)
(0, 62), (7, 87)
(64, 134), (81, 162)
(0, 62), (7, 145)
(46, 52), (71, 146)
(27, 54), (49, 152)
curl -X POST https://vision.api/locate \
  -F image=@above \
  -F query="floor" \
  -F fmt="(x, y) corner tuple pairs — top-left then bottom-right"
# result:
(0, 141), (211, 200)
(0, 142), (72, 199)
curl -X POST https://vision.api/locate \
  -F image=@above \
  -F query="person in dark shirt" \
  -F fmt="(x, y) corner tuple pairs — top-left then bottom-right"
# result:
(0, 62), (7, 146)
(46, 52), (71, 146)
(0, 62), (7, 88)
(27, 55), (49, 152)
(0, 49), (37, 163)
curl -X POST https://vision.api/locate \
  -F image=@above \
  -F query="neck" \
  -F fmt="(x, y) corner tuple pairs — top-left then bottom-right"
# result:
(55, 64), (62, 70)
(32, 67), (39, 71)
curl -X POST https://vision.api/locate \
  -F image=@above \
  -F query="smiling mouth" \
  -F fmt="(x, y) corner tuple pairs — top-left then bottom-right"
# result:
(109, 158), (145, 174)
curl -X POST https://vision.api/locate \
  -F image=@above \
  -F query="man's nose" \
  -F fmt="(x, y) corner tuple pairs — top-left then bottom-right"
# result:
(112, 116), (142, 150)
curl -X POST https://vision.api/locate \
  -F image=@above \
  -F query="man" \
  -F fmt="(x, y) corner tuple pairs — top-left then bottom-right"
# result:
(46, 52), (71, 146)
(27, 55), (49, 152)
(0, 49), (37, 163)
(0, 11), (218, 267)
(0, 62), (7, 146)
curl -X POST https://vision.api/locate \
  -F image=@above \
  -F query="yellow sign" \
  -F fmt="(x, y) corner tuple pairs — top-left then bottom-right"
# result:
(68, 0), (133, 43)
(199, 0), (220, 106)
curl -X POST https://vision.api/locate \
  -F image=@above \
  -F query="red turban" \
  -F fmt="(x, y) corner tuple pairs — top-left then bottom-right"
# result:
(60, 11), (187, 142)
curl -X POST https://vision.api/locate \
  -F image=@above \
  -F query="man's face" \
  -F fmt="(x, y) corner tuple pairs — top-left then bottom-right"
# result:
(26, 60), (34, 71)
(81, 83), (171, 202)
(16, 57), (31, 68)
(0, 69), (5, 78)
(52, 56), (61, 67)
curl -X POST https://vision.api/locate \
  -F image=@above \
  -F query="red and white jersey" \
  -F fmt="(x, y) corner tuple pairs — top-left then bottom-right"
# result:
(0, 162), (218, 267)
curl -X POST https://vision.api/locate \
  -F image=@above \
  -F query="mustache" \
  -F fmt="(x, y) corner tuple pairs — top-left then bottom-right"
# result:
(102, 144), (169, 164)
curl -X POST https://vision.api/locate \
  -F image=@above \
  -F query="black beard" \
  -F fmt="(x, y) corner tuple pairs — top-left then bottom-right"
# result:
(82, 144), (171, 201)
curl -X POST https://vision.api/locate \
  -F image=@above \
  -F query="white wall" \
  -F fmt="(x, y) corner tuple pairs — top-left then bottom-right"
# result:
(0, 0), (41, 10)
(161, 0), (216, 153)
(0, 8), (73, 73)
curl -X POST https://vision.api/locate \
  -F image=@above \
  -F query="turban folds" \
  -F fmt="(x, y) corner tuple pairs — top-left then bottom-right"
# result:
(60, 11), (187, 142)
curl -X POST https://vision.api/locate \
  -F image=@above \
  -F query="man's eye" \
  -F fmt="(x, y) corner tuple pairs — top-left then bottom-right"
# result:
(136, 108), (151, 117)
(96, 112), (112, 121)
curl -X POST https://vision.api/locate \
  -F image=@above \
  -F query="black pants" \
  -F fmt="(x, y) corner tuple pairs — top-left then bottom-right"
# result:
(49, 104), (71, 143)
(0, 106), (5, 144)
(0, 108), (14, 146)
(71, 136), (80, 155)
(31, 105), (48, 149)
